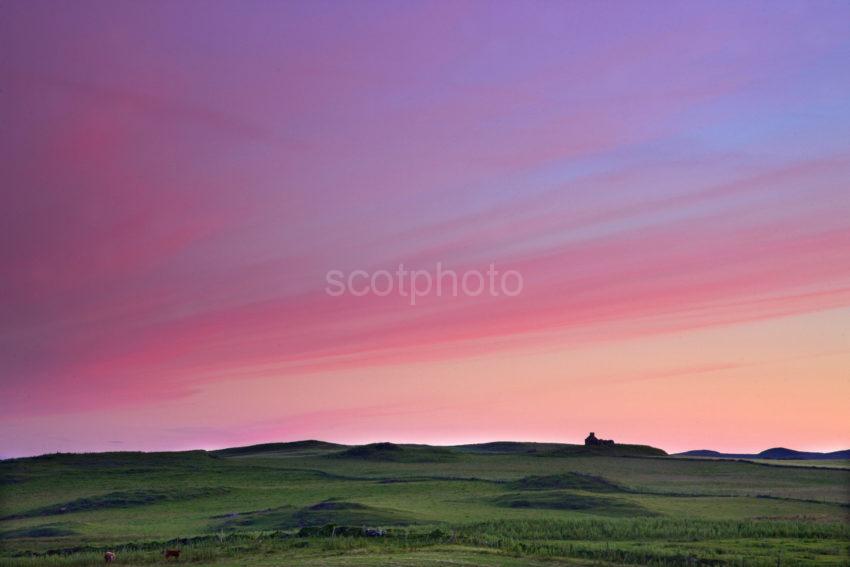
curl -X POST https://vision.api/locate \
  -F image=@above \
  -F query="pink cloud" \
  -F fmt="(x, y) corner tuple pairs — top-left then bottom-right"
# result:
(3, 0), (850, 455)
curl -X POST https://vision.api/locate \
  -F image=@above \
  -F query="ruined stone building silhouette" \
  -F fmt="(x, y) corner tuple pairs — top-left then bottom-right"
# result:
(584, 432), (615, 446)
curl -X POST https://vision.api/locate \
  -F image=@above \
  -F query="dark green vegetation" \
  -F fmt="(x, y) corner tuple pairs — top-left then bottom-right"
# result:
(333, 443), (459, 463)
(456, 441), (666, 457)
(3, 488), (229, 521)
(491, 492), (655, 517)
(505, 473), (623, 492)
(677, 448), (850, 461)
(212, 500), (413, 532)
(1, 441), (848, 566)
(211, 440), (346, 458)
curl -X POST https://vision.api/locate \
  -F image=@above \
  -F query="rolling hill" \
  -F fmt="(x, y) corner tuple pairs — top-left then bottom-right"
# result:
(211, 440), (346, 457)
(2, 439), (848, 566)
(676, 447), (850, 460)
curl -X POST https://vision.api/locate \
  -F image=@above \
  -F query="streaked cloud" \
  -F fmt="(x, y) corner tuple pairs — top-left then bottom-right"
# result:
(2, 1), (849, 456)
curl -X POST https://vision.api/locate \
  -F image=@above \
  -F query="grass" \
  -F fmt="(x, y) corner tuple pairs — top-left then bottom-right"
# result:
(3, 488), (230, 520)
(211, 441), (346, 458)
(212, 500), (416, 530)
(0, 443), (848, 565)
(491, 492), (656, 517)
(505, 473), (624, 492)
(332, 443), (460, 463)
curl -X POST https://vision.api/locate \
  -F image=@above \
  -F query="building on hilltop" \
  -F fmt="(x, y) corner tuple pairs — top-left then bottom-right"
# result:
(585, 432), (615, 446)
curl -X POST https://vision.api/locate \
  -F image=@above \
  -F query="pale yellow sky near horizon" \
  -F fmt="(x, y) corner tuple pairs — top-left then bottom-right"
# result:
(4, 306), (847, 458)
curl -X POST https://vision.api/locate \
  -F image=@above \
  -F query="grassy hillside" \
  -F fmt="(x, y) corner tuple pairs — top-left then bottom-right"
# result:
(541, 444), (667, 458)
(454, 442), (666, 457)
(332, 443), (459, 463)
(211, 440), (346, 458)
(0, 442), (848, 566)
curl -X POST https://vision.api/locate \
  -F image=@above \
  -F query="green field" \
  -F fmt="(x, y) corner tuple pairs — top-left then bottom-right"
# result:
(1, 441), (848, 566)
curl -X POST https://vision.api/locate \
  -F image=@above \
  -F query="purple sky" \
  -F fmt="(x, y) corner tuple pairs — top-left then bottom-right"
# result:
(2, 1), (850, 458)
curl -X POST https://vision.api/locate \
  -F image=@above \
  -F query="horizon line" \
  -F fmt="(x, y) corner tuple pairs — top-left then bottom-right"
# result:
(4, 437), (849, 461)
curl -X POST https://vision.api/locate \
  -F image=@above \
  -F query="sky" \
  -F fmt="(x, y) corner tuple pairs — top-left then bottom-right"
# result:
(2, 1), (849, 458)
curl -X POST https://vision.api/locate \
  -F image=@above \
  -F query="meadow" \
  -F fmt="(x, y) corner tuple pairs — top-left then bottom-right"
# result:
(1, 441), (848, 566)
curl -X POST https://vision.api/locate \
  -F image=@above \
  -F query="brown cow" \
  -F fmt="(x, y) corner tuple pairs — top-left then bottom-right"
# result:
(104, 551), (116, 563)
(164, 549), (181, 560)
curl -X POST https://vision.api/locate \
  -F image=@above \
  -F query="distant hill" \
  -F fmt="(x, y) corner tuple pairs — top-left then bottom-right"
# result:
(453, 441), (567, 454)
(542, 443), (667, 457)
(331, 442), (459, 462)
(676, 447), (850, 460)
(7, 439), (672, 463)
(212, 440), (346, 457)
(454, 441), (666, 457)
(211, 439), (666, 460)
